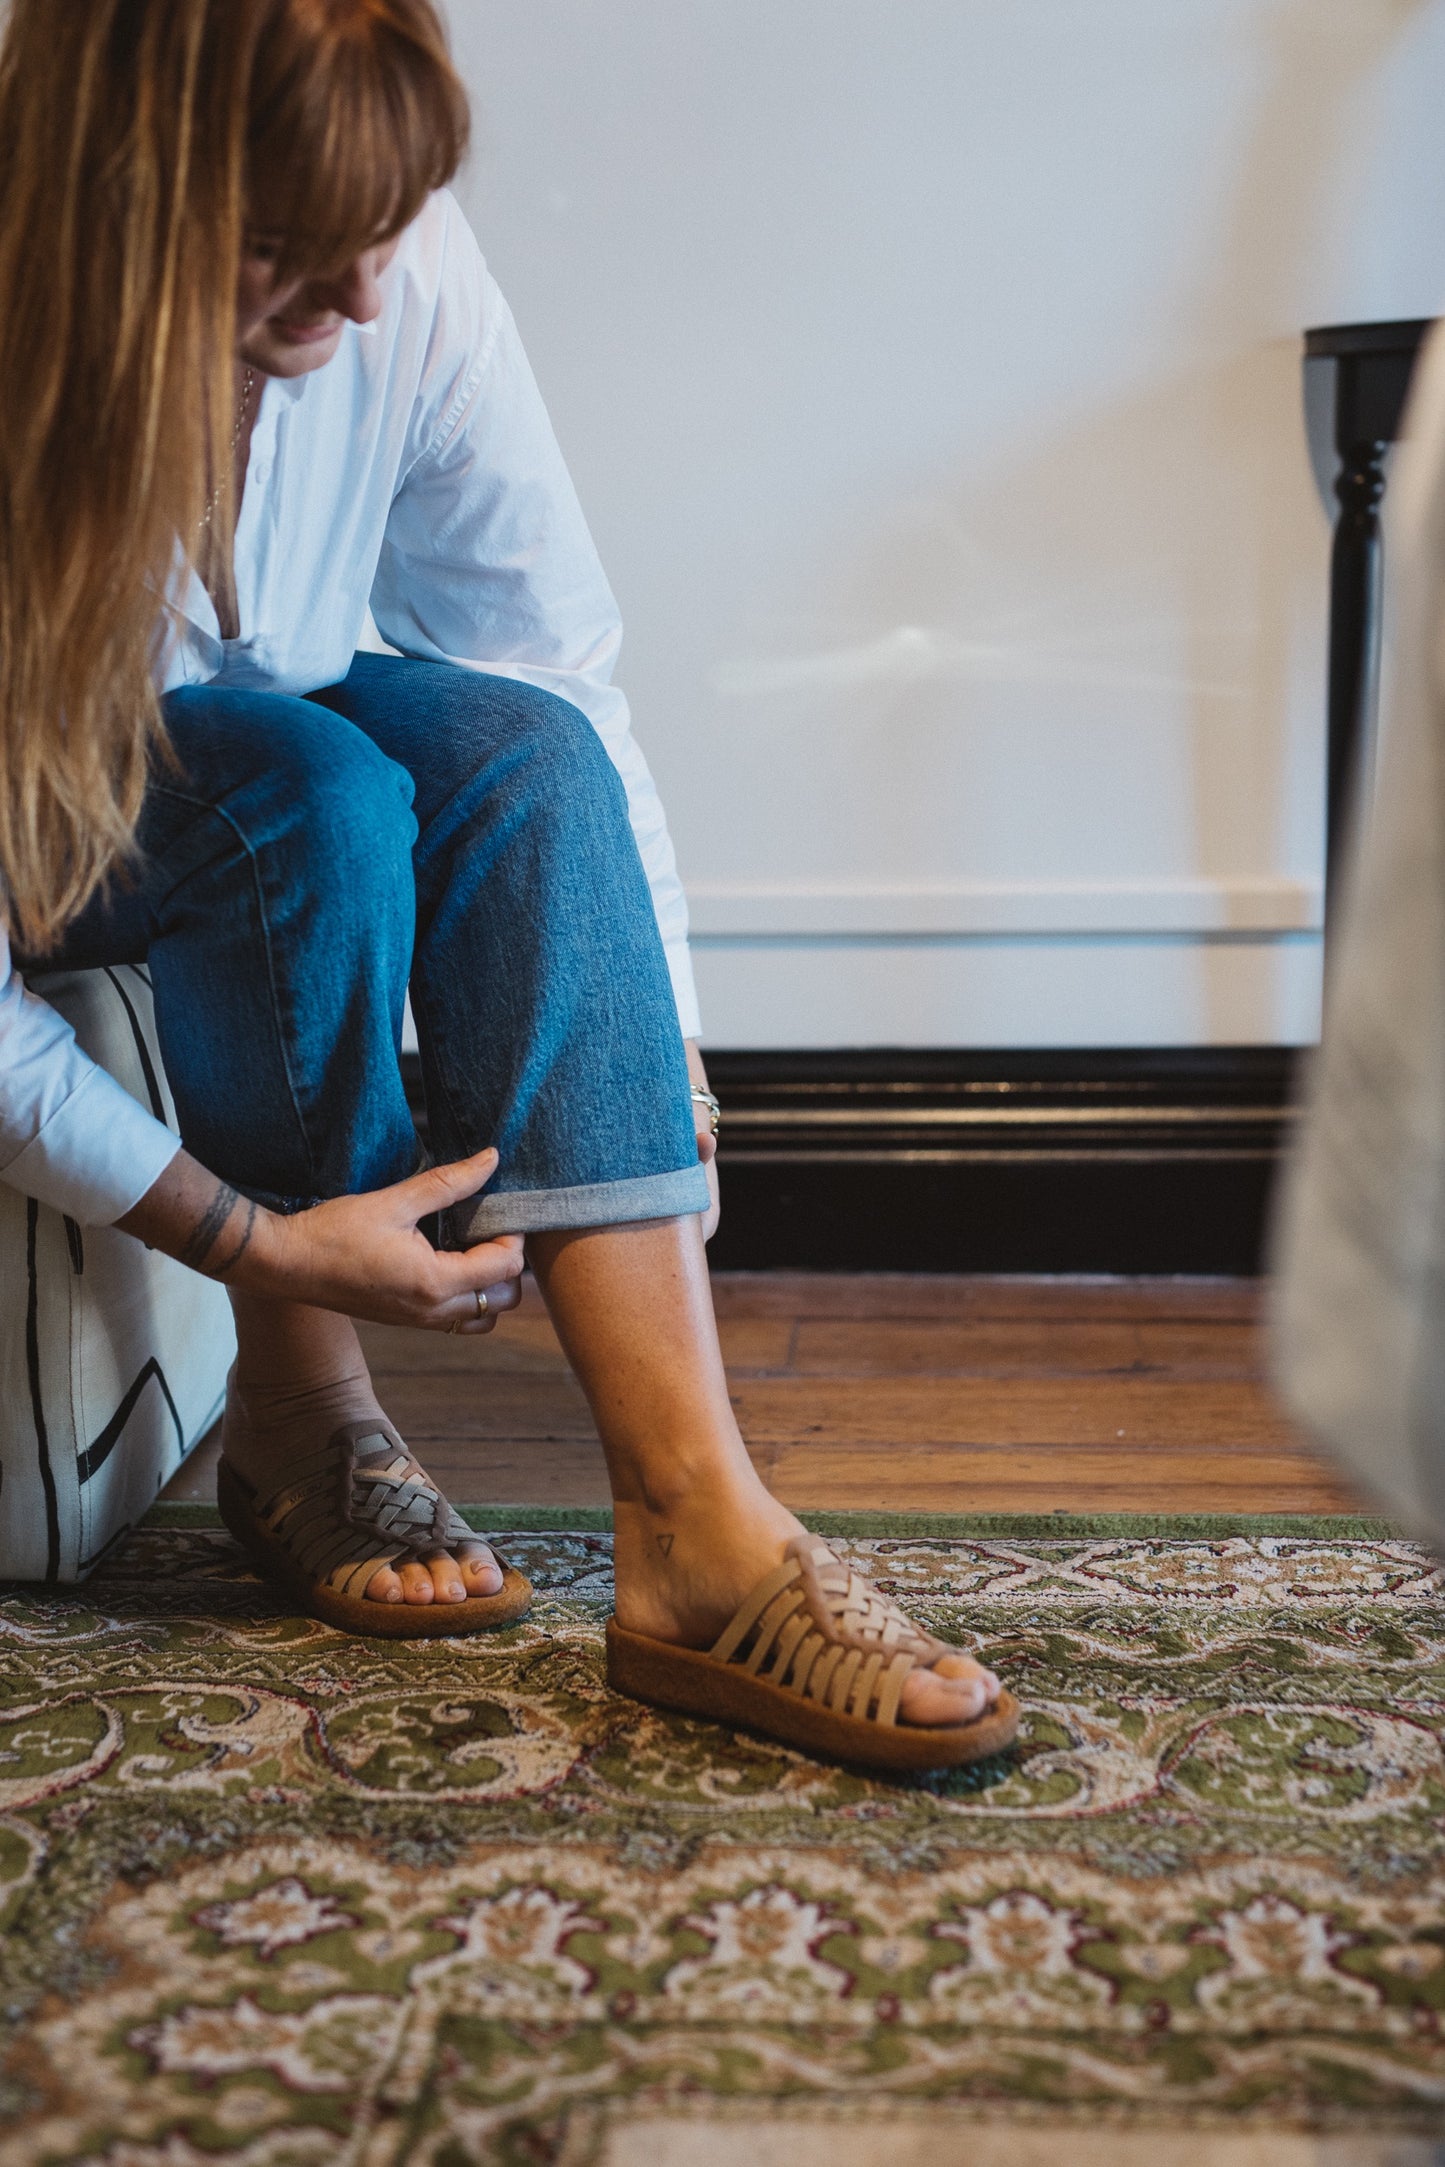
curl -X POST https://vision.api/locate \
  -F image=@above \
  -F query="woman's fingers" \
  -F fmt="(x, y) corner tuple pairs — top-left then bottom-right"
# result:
(421, 1238), (526, 1333)
(699, 1152), (720, 1242)
(430, 1277), (524, 1334)
(442, 1308), (497, 1336)
(418, 1235), (524, 1312)
(429, 1235), (525, 1298)
(391, 1147), (501, 1220)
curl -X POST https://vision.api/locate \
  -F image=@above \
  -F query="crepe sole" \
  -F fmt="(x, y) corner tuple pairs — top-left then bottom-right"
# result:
(606, 1617), (1021, 1772)
(217, 1458), (533, 1638)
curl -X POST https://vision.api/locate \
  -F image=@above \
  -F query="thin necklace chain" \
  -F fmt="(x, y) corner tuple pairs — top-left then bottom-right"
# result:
(199, 366), (257, 532)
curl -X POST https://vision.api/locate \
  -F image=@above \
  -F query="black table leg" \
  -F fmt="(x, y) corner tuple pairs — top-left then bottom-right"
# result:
(1325, 436), (1386, 921)
(1304, 321), (1433, 936)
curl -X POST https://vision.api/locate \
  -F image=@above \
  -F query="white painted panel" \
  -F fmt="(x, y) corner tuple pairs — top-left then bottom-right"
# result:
(687, 877), (1321, 937)
(443, 0), (1445, 1046)
(692, 936), (1324, 1049)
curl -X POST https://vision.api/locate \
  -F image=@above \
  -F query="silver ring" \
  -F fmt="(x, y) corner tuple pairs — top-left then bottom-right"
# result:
(475, 1288), (489, 1319)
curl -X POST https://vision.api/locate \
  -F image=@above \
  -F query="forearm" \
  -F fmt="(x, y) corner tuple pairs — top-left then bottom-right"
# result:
(114, 1149), (283, 1289)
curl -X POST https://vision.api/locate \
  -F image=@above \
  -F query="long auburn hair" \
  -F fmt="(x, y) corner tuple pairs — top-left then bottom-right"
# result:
(0, 0), (469, 954)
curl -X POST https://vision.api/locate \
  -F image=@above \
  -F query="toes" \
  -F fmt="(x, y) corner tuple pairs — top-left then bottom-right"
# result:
(426, 1552), (468, 1604)
(900, 1670), (987, 1727)
(934, 1651), (1001, 1700)
(398, 1560), (435, 1604)
(366, 1551), (500, 1606)
(898, 1653), (1003, 1729)
(458, 1544), (504, 1597)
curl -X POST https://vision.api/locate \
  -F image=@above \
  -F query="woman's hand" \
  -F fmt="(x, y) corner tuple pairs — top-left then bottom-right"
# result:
(116, 1146), (524, 1333)
(686, 1039), (720, 1242)
(254, 1153), (525, 1330)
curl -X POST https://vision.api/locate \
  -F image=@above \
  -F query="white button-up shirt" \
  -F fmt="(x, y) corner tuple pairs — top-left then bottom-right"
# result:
(0, 190), (698, 1227)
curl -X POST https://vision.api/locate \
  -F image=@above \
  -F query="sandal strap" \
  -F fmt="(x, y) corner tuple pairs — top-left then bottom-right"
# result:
(707, 1536), (947, 1729)
(797, 1539), (944, 1660)
(255, 1420), (481, 1599)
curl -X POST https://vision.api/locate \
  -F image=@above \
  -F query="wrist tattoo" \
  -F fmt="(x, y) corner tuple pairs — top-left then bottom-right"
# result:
(656, 1533), (675, 1558)
(178, 1183), (245, 1274)
(211, 1198), (259, 1281)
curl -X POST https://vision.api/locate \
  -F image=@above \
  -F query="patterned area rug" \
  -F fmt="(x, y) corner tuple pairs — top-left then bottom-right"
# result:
(2, 1510), (1444, 2165)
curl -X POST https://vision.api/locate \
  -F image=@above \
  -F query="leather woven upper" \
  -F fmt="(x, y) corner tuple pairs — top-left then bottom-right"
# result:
(254, 1422), (478, 1602)
(709, 1536), (951, 1728)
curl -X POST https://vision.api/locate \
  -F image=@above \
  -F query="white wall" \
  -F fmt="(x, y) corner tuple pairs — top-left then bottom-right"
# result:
(444, 0), (1445, 1048)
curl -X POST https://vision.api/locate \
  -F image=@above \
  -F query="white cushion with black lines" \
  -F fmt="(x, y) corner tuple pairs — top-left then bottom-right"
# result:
(0, 965), (235, 1582)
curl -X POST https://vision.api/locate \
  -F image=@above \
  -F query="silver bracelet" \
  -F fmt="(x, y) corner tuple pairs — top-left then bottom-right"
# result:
(690, 1085), (721, 1137)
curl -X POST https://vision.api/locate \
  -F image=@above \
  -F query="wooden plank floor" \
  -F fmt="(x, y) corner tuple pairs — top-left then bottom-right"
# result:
(168, 1274), (1367, 1515)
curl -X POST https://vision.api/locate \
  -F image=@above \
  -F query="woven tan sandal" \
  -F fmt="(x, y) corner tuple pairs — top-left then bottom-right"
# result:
(216, 1415), (532, 1638)
(606, 1533), (1019, 1772)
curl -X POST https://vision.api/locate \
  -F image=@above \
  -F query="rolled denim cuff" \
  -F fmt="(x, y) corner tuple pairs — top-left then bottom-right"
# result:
(451, 1163), (710, 1243)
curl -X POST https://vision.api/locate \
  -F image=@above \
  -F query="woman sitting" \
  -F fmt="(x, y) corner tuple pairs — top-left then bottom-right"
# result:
(0, 0), (1015, 1772)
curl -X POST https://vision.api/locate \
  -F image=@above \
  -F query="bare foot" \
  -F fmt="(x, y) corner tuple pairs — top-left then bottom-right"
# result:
(222, 1368), (502, 1604)
(610, 1473), (1002, 1730)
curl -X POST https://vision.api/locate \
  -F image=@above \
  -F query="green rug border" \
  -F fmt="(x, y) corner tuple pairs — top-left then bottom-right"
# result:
(144, 1501), (1403, 1541)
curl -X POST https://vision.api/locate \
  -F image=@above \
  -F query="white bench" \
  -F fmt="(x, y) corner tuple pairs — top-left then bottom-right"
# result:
(0, 966), (235, 1580)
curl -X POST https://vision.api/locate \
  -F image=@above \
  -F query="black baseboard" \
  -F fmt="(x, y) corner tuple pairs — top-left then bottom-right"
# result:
(704, 1048), (1300, 1275)
(401, 1046), (1303, 1276)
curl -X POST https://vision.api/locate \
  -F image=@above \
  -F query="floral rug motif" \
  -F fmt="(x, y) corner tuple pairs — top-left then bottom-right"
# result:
(2, 1516), (1444, 2164)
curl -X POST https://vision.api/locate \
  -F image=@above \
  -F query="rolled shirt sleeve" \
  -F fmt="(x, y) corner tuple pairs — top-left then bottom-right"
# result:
(369, 204), (702, 1040)
(0, 929), (181, 1226)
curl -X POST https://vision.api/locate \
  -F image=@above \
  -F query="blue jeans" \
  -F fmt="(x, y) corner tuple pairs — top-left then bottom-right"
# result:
(37, 655), (708, 1239)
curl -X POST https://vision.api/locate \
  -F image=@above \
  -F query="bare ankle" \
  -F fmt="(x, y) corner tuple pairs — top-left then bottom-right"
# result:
(613, 1477), (785, 1535)
(223, 1365), (384, 1474)
(232, 1363), (373, 1419)
(606, 1430), (777, 1520)
(228, 1295), (371, 1406)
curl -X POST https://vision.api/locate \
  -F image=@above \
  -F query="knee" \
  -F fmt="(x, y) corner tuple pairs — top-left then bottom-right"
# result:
(167, 686), (418, 883)
(482, 681), (627, 832)
(252, 707), (417, 885)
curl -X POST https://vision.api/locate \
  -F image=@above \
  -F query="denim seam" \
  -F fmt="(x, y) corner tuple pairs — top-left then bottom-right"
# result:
(152, 785), (320, 1191)
(407, 967), (478, 1182)
(403, 737), (559, 1172)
